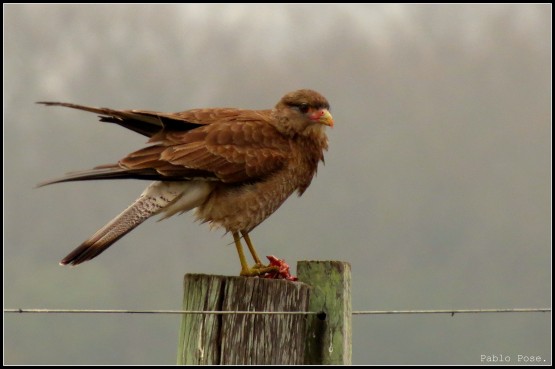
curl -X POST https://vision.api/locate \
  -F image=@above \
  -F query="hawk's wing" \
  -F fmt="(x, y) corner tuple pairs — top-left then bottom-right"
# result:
(37, 103), (291, 186)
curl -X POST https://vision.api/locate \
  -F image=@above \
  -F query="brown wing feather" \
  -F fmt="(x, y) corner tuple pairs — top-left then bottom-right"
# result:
(119, 119), (291, 183)
(38, 102), (273, 138)
(37, 102), (218, 137)
(38, 102), (289, 185)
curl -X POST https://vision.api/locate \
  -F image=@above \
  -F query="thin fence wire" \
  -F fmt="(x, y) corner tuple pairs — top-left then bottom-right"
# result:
(4, 308), (551, 316)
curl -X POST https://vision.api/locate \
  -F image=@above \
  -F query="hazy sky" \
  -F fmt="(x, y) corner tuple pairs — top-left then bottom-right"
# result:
(4, 4), (551, 365)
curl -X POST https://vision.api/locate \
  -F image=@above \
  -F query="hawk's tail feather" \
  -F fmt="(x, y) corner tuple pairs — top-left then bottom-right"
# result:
(60, 181), (213, 266)
(60, 182), (184, 266)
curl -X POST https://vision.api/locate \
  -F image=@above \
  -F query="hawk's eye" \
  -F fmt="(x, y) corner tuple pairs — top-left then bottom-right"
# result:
(298, 103), (309, 114)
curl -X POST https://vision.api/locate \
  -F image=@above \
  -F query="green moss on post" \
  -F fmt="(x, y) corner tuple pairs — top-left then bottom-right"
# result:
(297, 261), (352, 365)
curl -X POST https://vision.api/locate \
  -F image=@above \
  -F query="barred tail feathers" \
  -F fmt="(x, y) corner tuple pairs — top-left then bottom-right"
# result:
(60, 181), (213, 266)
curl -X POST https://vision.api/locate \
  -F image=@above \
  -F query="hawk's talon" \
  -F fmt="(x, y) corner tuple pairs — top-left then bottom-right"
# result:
(233, 232), (296, 280)
(240, 264), (279, 277)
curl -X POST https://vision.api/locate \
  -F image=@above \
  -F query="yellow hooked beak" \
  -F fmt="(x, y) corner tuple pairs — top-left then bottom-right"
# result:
(310, 108), (334, 128)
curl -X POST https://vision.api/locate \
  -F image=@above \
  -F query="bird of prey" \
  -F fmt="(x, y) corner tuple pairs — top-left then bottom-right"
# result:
(38, 89), (333, 277)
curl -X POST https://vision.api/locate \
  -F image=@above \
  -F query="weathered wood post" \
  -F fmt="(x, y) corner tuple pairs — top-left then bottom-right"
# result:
(297, 260), (352, 365)
(177, 274), (310, 365)
(177, 260), (351, 365)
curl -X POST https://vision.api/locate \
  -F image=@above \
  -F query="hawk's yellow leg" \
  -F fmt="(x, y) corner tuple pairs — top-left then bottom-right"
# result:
(232, 231), (278, 277)
(241, 231), (263, 265)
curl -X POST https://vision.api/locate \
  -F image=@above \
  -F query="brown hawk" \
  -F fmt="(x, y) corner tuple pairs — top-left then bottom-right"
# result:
(38, 89), (333, 276)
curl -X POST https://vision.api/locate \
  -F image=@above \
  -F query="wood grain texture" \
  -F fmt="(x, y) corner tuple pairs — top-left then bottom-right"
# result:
(177, 274), (310, 365)
(297, 261), (352, 365)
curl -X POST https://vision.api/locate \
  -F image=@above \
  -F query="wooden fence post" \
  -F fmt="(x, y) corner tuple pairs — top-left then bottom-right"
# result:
(177, 274), (310, 365)
(297, 260), (352, 365)
(177, 261), (351, 365)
